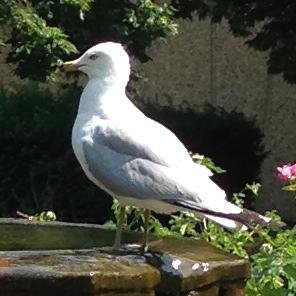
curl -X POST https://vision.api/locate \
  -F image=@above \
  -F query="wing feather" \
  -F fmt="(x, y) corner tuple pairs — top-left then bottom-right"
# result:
(82, 118), (227, 212)
(90, 118), (195, 168)
(83, 138), (197, 202)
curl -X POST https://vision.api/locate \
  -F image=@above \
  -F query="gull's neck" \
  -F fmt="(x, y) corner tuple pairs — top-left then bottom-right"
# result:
(77, 77), (127, 118)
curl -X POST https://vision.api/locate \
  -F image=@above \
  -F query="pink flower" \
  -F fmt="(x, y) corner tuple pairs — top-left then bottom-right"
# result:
(290, 164), (296, 175)
(276, 163), (296, 182)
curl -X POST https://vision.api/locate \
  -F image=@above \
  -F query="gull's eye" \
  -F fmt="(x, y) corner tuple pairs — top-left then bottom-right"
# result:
(89, 54), (98, 61)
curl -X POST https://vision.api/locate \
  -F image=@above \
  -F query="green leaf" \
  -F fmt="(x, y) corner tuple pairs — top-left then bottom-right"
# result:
(283, 183), (296, 191)
(246, 182), (261, 196)
(262, 284), (286, 296)
(284, 263), (296, 279)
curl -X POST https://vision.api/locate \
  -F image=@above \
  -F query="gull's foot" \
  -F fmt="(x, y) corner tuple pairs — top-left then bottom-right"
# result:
(145, 239), (163, 250)
(141, 243), (149, 253)
(140, 238), (163, 253)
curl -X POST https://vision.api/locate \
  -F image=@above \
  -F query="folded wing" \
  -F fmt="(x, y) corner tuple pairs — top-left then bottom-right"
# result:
(82, 117), (269, 230)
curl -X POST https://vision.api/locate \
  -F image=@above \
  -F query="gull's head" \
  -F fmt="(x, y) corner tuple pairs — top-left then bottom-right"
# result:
(63, 42), (130, 86)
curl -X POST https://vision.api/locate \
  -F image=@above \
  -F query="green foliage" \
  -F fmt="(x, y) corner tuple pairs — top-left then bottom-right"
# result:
(283, 183), (296, 192)
(232, 182), (261, 207)
(1, 1), (78, 80)
(191, 153), (226, 174)
(35, 210), (57, 221)
(169, 212), (199, 237)
(17, 210), (57, 221)
(247, 227), (296, 295)
(124, 0), (177, 47)
(200, 213), (296, 296)
(1, 0), (178, 80)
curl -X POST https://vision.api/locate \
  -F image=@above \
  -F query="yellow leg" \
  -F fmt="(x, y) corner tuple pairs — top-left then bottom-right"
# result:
(113, 206), (126, 250)
(142, 209), (151, 252)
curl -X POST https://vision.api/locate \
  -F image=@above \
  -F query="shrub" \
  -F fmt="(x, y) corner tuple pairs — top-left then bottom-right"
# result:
(0, 83), (112, 222)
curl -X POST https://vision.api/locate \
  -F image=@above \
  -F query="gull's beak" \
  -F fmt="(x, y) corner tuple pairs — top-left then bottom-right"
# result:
(63, 60), (78, 72)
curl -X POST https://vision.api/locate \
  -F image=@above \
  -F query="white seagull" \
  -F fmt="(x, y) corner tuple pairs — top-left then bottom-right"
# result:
(64, 42), (271, 250)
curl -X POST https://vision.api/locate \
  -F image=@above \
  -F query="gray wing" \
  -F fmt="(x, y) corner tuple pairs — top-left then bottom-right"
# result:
(82, 121), (201, 202)
(90, 118), (194, 168)
(83, 137), (197, 201)
(95, 118), (212, 177)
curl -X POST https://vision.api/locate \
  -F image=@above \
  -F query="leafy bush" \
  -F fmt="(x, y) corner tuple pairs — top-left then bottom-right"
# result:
(0, 83), (112, 223)
(1, 0), (78, 80)
(1, 0), (178, 80)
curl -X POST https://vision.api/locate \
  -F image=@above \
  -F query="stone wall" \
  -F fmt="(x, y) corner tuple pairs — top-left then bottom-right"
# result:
(134, 16), (296, 222)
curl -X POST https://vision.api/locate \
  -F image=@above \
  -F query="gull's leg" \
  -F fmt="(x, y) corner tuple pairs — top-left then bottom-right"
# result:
(113, 205), (126, 250)
(142, 209), (151, 252)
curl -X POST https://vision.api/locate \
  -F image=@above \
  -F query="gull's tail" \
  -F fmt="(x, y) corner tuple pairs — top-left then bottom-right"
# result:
(199, 205), (272, 231)
(168, 199), (273, 231)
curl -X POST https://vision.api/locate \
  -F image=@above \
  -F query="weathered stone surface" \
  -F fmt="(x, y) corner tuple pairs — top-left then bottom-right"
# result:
(145, 238), (250, 294)
(0, 249), (159, 295)
(0, 219), (250, 295)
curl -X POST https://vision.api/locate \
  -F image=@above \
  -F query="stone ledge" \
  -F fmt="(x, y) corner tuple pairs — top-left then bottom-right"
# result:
(0, 219), (250, 295)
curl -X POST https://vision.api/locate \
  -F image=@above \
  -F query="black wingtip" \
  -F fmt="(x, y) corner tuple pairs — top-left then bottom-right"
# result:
(164, 199), (286, 231)
(239, 208), (286, 230)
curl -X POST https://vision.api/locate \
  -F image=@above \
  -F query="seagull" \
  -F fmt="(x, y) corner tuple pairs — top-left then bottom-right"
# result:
(64, 42), (271, 250)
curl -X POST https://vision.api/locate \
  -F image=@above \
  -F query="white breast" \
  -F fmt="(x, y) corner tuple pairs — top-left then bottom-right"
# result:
(71, 114), (135, 200)
(71, 115), (104, 188)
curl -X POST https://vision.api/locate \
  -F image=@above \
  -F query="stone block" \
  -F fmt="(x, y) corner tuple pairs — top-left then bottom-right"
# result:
(0, 219), (250, 296)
